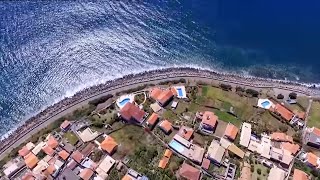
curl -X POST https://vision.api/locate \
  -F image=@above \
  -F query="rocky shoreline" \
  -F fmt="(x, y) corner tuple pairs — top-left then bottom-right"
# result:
(1, 67), (319, 155)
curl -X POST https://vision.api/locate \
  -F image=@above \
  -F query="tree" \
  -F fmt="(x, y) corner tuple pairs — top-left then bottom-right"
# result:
(236, 86), (245, 92)
(289, 92), (297, 99)
(279, 125), (288, 133)
(246, 89), (259, 97)
(257, 168), (261, 175)
(251, 165), (254, 172)
(277, 94), (284, 99)
(220, 83), (232, 91)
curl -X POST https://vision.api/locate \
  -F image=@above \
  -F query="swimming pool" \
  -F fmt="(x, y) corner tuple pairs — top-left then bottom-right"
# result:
(177, 88), (183, 97)
(119, 98), (130, 106)
(261, 101), (270, 108)
(169, 140), (185, 153)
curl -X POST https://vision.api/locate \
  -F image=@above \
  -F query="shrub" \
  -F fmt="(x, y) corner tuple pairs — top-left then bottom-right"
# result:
(236, 86), (245, 92)
(277, 94), (284, 99)
(289, 92), (297, 99)
(251, 165), (254, 172)
(220, 83), (232, 91)
(88, 94), (113, 106)
(279, 125), (288, 133)
(246, 89), (259, 97)
(257, 168), (261, 175)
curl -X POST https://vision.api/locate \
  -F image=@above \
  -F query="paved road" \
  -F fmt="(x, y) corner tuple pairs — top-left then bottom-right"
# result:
(0, 74), (316, 160)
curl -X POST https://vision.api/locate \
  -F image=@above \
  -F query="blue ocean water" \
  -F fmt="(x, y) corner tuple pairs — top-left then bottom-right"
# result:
(1, 1), (320, 137)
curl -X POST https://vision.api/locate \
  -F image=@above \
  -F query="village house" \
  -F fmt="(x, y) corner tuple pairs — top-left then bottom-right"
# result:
(270, 132), (293, 143)
(268, 167), (286, 180)
(224, 123), (239, 141)
(150, 87), (174, 106)
(122, 168), (149, 180)
(158, 149), (173, 169)
(145, 113), (159, 130)
(200, 111), (218, 134)
(120, 102), (146, 124)
(77, 127), (99, 143)
(271, 103), (294, 122)
(301, 152), (320, 169)
(95, 155), (115, 179)
(240, 123), (252, 147)
(270, 148), (293, 168)
(177, 126), (194, 141)
(100, 136), (118, 155)
(201, 158), (210, 171)
(178, 162), (201, 180)
(206, 140), (225, 165)
(159, 120), (172, 134)
(305, 127), (320, 148)
(60, 120), (71, 131)
(292, 169), (309, 180)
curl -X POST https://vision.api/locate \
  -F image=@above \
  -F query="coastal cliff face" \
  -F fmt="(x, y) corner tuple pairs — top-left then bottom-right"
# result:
(1, 67), (319, 156)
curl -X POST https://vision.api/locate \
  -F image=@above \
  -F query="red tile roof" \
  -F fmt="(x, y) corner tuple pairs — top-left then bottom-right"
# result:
(293, 169), (308, 180)
(271, 132), (293, 143)
(101, 136), (118, 155)
(24, 152), (39, 169)
(58, 150), (70, 160)
(201, 158), (210, 170)
(79, 168), (94, 180)
(202, 111), (218, 127)
(19, 146), (30, 157)
(159, 120), (172, 134)
(282, 142), (300, 155)
(22, 172), (35, 180)
(150, 88), (174, 105)
(71, 150), (84, 163)
(164, 149), (173, 158)
(178, 126), (194, 140)
(274, 104), (294, 121)
(46, 164), (56, 175)
(224, 123), (239, 140)
(120, 102), (146, 123)
(47, 135), (59, 149)
(312, 127), (320, 136)
(60, 120), (71, 129)
(179, 163), (201, 180)
(147, 113), (159, 126)
(42, 145), (55, 156)
(306, 152), (318, 167)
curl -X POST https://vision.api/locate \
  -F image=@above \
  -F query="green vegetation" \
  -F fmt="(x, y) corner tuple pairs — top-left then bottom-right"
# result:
(308, 101), (320, 128)
(213, 110), (241, 127)
(252, 163), (269, 180)
(88, 94), (113, 106)
(63, 132), (78, 145)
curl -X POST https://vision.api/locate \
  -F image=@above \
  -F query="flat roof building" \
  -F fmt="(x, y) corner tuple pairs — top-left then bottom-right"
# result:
(200, 111), (218, 133)
(78, 127), (99, 142)
(305, 127), (320, 148)
(228, 144), (245, 159)
(240, 123), (252, 147)
(178, 126), (194, 141)
(96, 155), (116, 179)
(268, 167), (286, 180)
(206, 140), (225, 164)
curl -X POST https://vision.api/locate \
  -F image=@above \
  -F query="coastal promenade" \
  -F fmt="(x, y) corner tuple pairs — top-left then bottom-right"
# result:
(1, 68), (319, 160)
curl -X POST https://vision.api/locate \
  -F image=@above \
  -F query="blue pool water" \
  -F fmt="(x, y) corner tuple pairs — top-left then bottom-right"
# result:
(261, 101), (270, 108)
(119, 98), (130, 106)
(169, 140), (185, 153)
(177, 88), (184, 97)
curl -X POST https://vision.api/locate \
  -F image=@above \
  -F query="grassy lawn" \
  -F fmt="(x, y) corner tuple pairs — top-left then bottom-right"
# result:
(162, 110), (179, 121)
(63, 132), (79, 145)
(214, 110), (241, 127)
(307, 101), (320, 128)
(174, 101), (190, 115)
(297, 96), (310, 110)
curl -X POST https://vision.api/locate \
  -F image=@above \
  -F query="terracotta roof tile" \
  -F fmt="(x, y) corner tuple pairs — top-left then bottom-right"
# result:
(159, 120), (172, 134)
(150, 88), (174, 105)
(101, 136), (118, 154)
(22, 172), (35, 180)
(271, 132), (293, 143)
(42, 145), (55, 156)
(306, 152), (318, 167)
(178, 126), (194, 140)
(71, 150), (84, 163)
(60, 120), (71, 129)
(293, 169), (308, 180)
(179, 162), (201, 180)
(46, 164), (56, 175)
(164, 149), (173, 158)
(147, 113), (159, 126)
(79, 168), (94, 180)
(281, 142), (300, 155)
(122, 175), (133, 180)
(201, 158), (210, 170)
(24, 152), (39, 169)
(274, 104), (294, 121)
(158, 158), (169, 169)
(224, 123), (239, 140)
(58, 150), (70, 160)
(47, 135), (59, 149)
(312, 127), (320, 136)
(202, 111), (218, 128)
(120, 102), (146, 123)
(19, 146), (30, 157)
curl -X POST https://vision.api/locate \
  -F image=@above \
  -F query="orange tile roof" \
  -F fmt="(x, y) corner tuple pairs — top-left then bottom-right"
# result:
(60, 120), (71, 129)
(293, 169), (308, 180)
(101, 136), (118, 154)
(271, 132), (293, 143)
(202, 111), (218, 127)
(178, 126), (194, 140)
(46, 164), (56, 175)
(158, 158), (169, 169)
(79, 168), (94, 180)
(19, 146), (30, 157)
(120, 102), (146, 123)
(274, 104), (294, 121)
(201, 158), (210, 170)
(179, 162), (201, 180)
(159, 120), (172, 133)
(47, 135), (59, 149)
(312, 127), (320, 136)
(122, 175), (133, 180)
(147, 113), (159, 126)
(71, 150), (84, 163)
(282, 142), (300, 155)
(306, 152), (318, 167)
(150, 88), (174, 105)
(42, 145), (55, 156)
(164, 149), (173, 158)
(58, 150), (70, 160)
(224, 123), (239, 140)
(24, 152), (39, 169)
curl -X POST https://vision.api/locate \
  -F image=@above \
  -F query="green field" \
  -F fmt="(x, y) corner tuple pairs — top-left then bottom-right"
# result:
(63, 132), (79, 145)
(308, 101), (320, 128)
